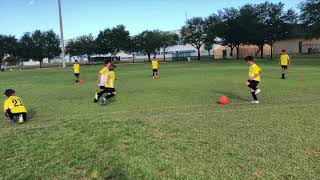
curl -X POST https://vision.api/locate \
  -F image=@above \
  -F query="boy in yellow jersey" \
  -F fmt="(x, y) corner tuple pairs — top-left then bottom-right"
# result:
(245, 56), (262, 104)
(151, 57), (159, 79)
(100, 64), (117, 105)
(3, 89), (27, 124)
(94, 60), (111, 103)
(280, 49), (290, 79)
(73, 60), (80, 83)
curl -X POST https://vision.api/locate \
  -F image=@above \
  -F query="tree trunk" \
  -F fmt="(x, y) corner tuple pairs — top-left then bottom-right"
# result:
(132, 54), (135, 63)
(270, 42), (273, 59)
(197, 48), (201, 60)
(147, 53), (151, 62)
(230, 46), (234, 58)
(163, 50), (166, 62)
(260, 45), (264, 59)
(39, 60), (42, 68)
(236, 45), (240, 60)
(208, 50), (211, 56)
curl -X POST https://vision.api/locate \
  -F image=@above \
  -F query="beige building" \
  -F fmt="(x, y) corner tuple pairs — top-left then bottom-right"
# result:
(214, 44), (271, 59)
(273, 38), (320, 54)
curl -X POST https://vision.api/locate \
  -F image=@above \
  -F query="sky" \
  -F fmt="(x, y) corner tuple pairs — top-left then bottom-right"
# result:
(0, 0), (302, 39)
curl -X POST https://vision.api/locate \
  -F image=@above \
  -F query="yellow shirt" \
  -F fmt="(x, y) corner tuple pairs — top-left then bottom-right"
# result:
(98, 67), (109, 86)
(73, 63), (80, 73)
(152, 60), (158, 69)
(105, 71), (115, 88)
(3, 96), (27, 113)
(249, 64), (262, 82)
(280, 54), (290, 65)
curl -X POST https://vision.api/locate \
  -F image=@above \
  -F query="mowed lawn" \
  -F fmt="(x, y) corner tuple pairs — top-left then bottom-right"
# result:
(0, 59), (320, 179)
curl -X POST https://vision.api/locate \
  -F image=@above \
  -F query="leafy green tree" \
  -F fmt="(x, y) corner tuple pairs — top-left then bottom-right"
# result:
(160, 32), (179, 61)
(135, 30), (162, 62)
(18, 30), (60, 68)
(66, 34), (95, 61)
(0, 35), (18, 61)
(95, 25), (131, 59)
(181, 17), (207, 60)
(300, 0), (320, 39)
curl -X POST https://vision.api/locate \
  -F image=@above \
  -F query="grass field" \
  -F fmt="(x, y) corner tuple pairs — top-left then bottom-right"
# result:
(1, 59), (320, 179)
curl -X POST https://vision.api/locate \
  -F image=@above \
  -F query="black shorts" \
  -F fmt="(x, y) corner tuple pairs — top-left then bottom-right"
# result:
(99, 86), (106, 90)
(153, 69), (158, 73)
(247, 80), (259, 89)
(281, 65), (288, 70)
(6, 110), (27, 121)
(74, 73), (80, 77)
(105, 88), (116, 93)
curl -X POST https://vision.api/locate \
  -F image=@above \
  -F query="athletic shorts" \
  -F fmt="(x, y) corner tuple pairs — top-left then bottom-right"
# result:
(247, 80), (259, 89)
(281, 65), (288, 70)
(105, 88), (116, 93)
(153, 69), (158, 73)
(74, 73), (80, 77)
(99, 86), (106, 90)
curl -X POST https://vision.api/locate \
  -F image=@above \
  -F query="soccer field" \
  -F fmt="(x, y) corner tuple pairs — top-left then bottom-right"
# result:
(1, 59), (320, 179)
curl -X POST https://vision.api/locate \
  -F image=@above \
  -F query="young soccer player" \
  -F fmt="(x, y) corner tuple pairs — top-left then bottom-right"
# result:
(280, 49), (290, 79)
(73, 60), (80, 83)
(100, 64), (117, 105)
(94, 60), (111, 103)
(3, 89), (27, 124)
(245, 56), (262, 104)
(151, 57), (159, 79)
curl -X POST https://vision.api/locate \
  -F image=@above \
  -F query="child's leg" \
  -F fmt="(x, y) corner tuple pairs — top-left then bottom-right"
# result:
(6, 109), (16, 123)
(105, 89), (116, 100)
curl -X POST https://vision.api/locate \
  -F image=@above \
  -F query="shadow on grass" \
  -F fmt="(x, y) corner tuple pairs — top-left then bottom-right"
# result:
(27, 108), (37, 121)
(105, 166), (129, 180)
(211, 89), (249, 102)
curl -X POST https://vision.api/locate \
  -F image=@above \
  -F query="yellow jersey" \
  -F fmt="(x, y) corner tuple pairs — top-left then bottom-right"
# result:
(3, 96), (27, 113)
(99, 67), (109, 86)
(280, 54), (290, 65)
(152, 60), (158, 69)
(73, 63), (80, 73)
(249, 64), (262, 82)
(105, 71), (115, 88)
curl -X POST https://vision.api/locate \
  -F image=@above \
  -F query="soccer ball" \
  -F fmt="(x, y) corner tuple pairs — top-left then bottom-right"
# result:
(219, 96), (229, 105)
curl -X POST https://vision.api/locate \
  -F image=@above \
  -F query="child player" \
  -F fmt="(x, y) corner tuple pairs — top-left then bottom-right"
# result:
(3, 89), (27, 124)
(94, 60), (111, 103)
(280, 49), (290, 79)
(151, 56), (159, 79)
(100, 64), (117, 105)
(73, 60), (80, 83)
(245, 56), (262, 104)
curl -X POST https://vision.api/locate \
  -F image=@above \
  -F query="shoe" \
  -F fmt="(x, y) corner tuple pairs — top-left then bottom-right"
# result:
(18, 114), (24, 124)
(100, 98), (108, 106)
(255, 89), (261, 95)
(93, 99), (99, 103)
(94, 93), (99, 103)
(251, 101), (259, 104)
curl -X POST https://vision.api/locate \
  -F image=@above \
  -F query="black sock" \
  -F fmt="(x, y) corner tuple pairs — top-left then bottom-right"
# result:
(282, 73), (285, 78)
(97, 90), (106, 99)
(251, 92), (258, 101)
(105, 94), (115, 99)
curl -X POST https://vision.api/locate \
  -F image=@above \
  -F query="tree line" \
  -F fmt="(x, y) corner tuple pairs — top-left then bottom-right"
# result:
(1, 0), (319, 67)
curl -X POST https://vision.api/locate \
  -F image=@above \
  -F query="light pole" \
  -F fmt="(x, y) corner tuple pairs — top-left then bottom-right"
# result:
(58, 0), (66, 68)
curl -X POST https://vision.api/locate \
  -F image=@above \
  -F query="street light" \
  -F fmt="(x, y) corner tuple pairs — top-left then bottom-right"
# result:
(58, 0), (66, 68)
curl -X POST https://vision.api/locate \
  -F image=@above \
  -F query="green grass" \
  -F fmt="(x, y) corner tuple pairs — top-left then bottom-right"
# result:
(1, 59), (320, 179)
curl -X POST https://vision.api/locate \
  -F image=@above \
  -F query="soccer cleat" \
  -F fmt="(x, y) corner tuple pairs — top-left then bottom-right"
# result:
(251, 100), (259, 104)
(255, 89), (261, 95)
(18, 114), (24, 124)
(94, 93), (99, 103)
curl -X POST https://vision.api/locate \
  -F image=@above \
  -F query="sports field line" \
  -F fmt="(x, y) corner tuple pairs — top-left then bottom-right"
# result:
(3, 102), (319, 132)
(59, 96), (320, 119)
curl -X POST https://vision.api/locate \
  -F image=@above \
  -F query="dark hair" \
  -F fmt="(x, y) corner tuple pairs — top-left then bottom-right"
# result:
(104, 60), (111, 65)
(4, 89), (15, 97)
(245, 56), (254, 61)
(109, 64), (117, 71)
(75, 60), (78, 62)
(282, 49), (286, 52)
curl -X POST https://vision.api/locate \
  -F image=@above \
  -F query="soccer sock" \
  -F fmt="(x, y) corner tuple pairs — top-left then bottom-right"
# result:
(251, 92), (258, 101)
(97, 90), (106, 99)
(105, 93), (115, 99)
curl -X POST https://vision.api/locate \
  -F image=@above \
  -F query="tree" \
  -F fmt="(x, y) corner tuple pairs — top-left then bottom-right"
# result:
(160, 32), (179, 61)
(66, 34), (95, 61)
(300, 0), (320, 39)
(216, 8), (242, 59)
(0, 35), (18, 61)
(255, 2), (297, 59)
(181, 17), (207, 60)
(135, 30), (162, 62)
(18, 30), (60, 68)
(204, 14), (220, 57)
(95, 25), (131, 59)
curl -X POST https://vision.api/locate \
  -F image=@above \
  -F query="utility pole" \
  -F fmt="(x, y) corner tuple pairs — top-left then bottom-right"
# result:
(58, 0), (66, 68)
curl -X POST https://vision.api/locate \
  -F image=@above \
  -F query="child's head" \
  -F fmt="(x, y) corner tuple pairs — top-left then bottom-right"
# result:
(104, 60), (111, 68)
(75, 60), (79, 63)
(153, 56), (156, 60)
(281, 49), (286, 54)
(109, 64), (117, 71)
(245, 56), (254, 65)
(3, 89), (15, 97)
